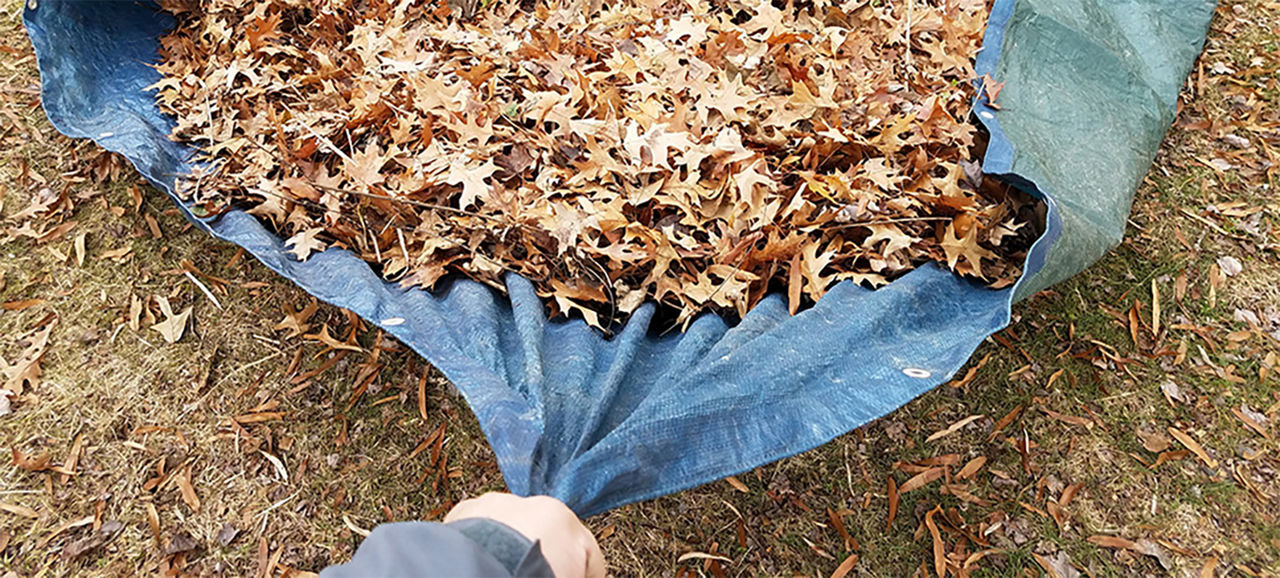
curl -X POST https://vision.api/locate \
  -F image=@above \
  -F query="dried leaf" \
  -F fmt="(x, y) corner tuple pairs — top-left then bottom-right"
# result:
(176, 465), (200, 513)
(1033, 551), (1080, 578)
(676, 552), (732, 563)
(886, 476), (899, 531)
(151, 0), (1033, 329)
(830, 553), (859, 578)
(926, 414), (984, 442)
(1168, 427), (1219, 469)
(61, 520), (123, 560)
(1216, 255), (1242, 277)
(924, 506), (945, 578)
(163, 529), (198, 556)
(988, 405), (1023, 441)
(1087, 535), (1138, 550)
(0, 502), (38, 519)
(216, 523), (240, 547)
(59, 433), (83, 485)
(285, 228), (327, 261)
(36, 515), (94, 549)
(150, 297), (191, 344)
(1, 299), (44, 311)
(1137, 430), (1171, 453)
(956, 456), (986, 480)
(899, 467), (944, 494)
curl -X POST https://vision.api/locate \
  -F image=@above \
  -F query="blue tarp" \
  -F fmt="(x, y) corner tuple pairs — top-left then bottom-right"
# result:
(24, 0), (1214, 516)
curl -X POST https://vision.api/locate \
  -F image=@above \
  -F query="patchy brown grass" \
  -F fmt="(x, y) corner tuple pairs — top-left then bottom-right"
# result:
(1, 1), (1278, 577)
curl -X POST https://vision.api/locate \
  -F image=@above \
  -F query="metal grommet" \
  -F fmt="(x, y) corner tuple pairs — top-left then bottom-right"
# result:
(979, 110), (996, 120)
(27, 0), (37, 10)
(903, 368), (931, 379)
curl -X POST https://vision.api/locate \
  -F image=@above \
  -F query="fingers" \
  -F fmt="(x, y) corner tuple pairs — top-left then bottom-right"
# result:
(583, 526), (606, 578)
(445, 493), (606, 578)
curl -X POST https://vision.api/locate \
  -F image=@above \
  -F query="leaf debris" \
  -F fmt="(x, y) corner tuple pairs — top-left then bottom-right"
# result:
(153, 0), (1036, 329)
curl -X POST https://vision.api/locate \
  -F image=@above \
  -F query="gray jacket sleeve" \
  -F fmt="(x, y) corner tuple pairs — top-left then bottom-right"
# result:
(319, 519), (555, 577)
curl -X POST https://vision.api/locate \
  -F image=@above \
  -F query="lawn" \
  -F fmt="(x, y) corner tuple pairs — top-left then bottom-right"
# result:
(1, 1), (1277, 576)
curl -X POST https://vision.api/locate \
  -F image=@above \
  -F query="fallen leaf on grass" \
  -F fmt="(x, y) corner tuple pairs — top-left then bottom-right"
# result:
(724, 476), (748, 493)
(826, 509), (858, 552)
(74, 232), (85, 266)
(923, 506), (947, 578)
(899, 467), (944, 493)
(145, 503), (161, 548)
(1216, 255), (1242, 277)
(830, 553), (858, 578)
(274, 299), (319, 338)
(987, 405), (1023, 441)
(216, 523), (240, 547)
(1087, 535), (1174, 569)
(10, 448), (66, 473)
(342, 515), (372, 538)
(1060, 483), (1083, 507)
(259, 450), (289, 483)
(1160, 381), (1185, 404)
(1046, 500), (1068, 530)
(676, 552), (732, 563)
(303, 324), (363, 353)
(886, 476), (899, 531)
(61, 520), (123, 560)
(36, 515), (93, 549)
(163, 529), (198, 556)
(1201, 557), (1219, 578)
(2, 314), (55, 392)
(233, 411), (284, 424)
(1088, 535), (1138, 550)
(150, 296), (192, 344)
(1041, 408), (1093, 429)
(1034, 551), (1080, 578)
(926, 414), (984, 442)
(1134, 539), (1174, 570)
(1232, 405), (1271, 439)
(254, 536), (269, 578)
(1137, 429), (1171, 453)
(1, 299), (44, 311)
(1128, 302), (1141, 346)
(59, 433), (83, 485)
(947, 354), (990, 389)
(1153, 449), (1190, 468)
(1168, 427), (1219, 469)
(97, 246), (132, 262)
(1151, 279), (1161, 337)
(0, 502), (38, 519)
(956, 456), (986, 480)
(176, 464), (200, 513)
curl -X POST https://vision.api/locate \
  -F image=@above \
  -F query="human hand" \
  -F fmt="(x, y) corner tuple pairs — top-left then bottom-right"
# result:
(445, 493), (605, 578)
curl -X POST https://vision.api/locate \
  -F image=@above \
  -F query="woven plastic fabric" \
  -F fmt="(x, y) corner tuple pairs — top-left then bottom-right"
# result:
(23, 0), (1213, 515)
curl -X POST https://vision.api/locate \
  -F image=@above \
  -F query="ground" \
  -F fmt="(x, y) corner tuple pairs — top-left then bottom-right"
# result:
(1, 1), (1278, 577)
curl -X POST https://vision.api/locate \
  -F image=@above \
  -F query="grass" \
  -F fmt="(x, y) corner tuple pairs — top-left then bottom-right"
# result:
(1, 1), (1278, 576)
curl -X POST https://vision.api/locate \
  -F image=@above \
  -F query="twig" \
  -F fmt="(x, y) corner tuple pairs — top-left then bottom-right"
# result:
(904, 0), (913, 70)
(827, 215), (950, 229)
(286, 106), (355, 165)
(213, 351), (285, 388)
(184, 270), (224, 310)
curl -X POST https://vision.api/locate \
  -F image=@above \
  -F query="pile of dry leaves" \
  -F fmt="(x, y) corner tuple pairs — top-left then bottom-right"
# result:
(153, 0), (1036, 329)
